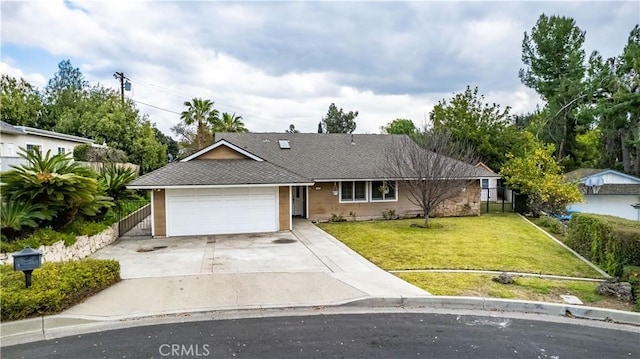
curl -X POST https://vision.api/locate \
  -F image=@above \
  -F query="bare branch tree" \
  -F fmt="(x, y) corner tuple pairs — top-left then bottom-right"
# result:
(383, 131), (480, 228)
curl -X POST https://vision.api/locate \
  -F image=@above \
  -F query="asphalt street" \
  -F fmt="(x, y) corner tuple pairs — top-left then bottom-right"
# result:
(2, 313), (638, 358)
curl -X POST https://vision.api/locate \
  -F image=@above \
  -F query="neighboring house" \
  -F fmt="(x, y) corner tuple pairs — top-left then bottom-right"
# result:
(475, 162), (512, 203)
(128, 133), (497, 237)
(0, 120), (97, 171)
(566, 168), (640, 221)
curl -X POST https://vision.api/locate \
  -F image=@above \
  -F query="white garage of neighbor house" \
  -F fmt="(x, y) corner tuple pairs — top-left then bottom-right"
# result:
(566, 169), (640, 221)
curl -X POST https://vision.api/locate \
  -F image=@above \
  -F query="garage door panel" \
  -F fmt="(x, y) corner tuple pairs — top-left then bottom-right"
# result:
(165, 187), (278, 236)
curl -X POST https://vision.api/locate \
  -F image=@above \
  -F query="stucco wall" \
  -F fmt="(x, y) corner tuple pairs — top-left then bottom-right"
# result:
(0, 132), (86, 157)
(308, 180), (481, 222)
(568, 194), (640, 221)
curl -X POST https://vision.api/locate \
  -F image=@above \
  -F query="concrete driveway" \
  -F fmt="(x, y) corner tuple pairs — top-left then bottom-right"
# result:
(60, 219), (430, 319)
(92, 231), (327, 279)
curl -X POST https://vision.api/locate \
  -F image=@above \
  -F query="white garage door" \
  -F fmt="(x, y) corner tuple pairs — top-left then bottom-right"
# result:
(165, 187), (278, 236)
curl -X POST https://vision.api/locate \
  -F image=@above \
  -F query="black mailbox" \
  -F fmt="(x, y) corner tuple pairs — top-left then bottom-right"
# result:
(13, 247), (42, 288)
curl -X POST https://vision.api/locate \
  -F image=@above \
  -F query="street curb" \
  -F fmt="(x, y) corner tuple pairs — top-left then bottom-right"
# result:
(2, 296), (638, 347)
(343, 296), (640, 325)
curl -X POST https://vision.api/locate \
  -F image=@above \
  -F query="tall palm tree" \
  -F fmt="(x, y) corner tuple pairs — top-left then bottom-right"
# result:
(180, 98), (219, 150)
(212, 112), (248, 133)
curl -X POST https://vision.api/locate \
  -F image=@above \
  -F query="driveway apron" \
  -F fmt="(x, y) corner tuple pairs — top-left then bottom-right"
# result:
(63, 219), (429, 319)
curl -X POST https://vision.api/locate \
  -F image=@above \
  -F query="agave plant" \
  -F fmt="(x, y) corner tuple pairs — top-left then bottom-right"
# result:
(1, 148), (113, 227)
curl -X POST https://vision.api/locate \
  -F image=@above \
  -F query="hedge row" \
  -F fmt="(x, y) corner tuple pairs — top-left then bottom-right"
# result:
(566, 213), (640, 277)
(0, 259), (120, 321)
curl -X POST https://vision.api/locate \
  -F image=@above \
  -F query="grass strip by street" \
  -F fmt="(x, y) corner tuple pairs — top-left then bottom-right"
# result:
(317, 213), (602, 278)
(396, 272), (635, 312)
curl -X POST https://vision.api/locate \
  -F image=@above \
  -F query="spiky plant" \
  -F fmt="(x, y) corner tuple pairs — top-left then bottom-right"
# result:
(1, 148), (113, 227)
(0, 200), (53, 239)
(98, 164), (139, 202)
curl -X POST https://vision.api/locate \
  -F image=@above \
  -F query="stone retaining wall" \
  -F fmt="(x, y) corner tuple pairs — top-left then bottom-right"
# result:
(0, 224), (119, 266)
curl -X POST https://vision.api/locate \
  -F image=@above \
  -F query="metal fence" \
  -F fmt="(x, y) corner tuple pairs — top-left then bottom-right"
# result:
(480, 187), (530, 214)
(480, 187), (514, 213)
(116, 200), (151, 237)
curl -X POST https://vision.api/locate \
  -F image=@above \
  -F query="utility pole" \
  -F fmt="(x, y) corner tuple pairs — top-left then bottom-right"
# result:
(113, 72), (128, 104)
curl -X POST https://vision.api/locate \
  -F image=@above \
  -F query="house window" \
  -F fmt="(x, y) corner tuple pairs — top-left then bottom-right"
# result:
(370, 180), (397, 201)
(58, 147), (66, 155)
(26, 144), (42, 154)
(340, 181), (367, 202)
(481, 179), (489, 189)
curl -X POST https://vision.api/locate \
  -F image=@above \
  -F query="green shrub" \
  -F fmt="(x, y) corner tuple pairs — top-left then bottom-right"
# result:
(566, 214), (640, 276)
(0, 227), (76, 253)
(622, 266), (640, 312)
(535, 215), (565, 234)
(75, 145), (128, 163)
(61, 219), (110, 237)
(0, 259), (120, 321)
(382, 209), (397, 220)
(73, 143), (91, 161)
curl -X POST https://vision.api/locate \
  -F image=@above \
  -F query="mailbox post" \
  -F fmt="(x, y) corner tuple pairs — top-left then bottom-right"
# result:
(12, 247), (42, 288)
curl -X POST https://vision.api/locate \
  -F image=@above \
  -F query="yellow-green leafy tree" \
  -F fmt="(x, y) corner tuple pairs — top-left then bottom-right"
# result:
(500, 132), (582, 216)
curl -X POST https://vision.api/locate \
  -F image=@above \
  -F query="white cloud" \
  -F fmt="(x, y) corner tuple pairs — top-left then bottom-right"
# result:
(1, 0), (637, 138)
(0, 61), (47, 88)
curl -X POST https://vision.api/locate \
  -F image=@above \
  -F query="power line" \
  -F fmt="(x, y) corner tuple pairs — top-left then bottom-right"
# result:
(125, 76), (268, 118)
(133, 100), (181, 115)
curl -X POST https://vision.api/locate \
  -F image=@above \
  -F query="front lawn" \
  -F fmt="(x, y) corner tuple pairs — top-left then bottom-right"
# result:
(317, 213), (602, 278)
(397, 272), (633, 311)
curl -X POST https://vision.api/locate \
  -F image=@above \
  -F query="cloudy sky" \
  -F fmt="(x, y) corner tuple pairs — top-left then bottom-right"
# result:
(1, 1), (638, 136)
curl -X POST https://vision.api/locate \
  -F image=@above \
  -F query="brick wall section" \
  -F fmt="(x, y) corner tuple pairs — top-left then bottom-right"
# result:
(308, 180), (480, 222)
(153, 189), (166, 237)
(278, 186), (290, 230)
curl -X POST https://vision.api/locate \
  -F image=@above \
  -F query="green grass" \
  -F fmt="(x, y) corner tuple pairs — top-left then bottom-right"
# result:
(396, 272), (612, 306)
(480, 201), (513, 214)
(317, 213), (602, 277)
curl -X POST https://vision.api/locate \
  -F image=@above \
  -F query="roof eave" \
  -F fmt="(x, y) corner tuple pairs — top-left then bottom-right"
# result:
(128, 182), (315, 190)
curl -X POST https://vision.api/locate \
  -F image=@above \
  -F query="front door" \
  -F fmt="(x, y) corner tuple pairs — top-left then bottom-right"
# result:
(292, 186), (305, 217)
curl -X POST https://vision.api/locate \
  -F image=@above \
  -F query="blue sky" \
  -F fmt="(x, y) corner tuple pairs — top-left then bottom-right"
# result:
(1, 0), (639, 136)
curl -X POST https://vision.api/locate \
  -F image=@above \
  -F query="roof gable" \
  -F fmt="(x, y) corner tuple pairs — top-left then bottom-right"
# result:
(182, 140), (264, 162)
(128, 160), (312, 188)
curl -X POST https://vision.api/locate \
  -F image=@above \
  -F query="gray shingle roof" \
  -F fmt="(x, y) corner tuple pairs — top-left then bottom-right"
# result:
(0, 120), (24, 135)
(129, 160), (312, 187)
(588, 184), (640, 195)
(565, 168), (608, 182)
(216, 132), (490, 180)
